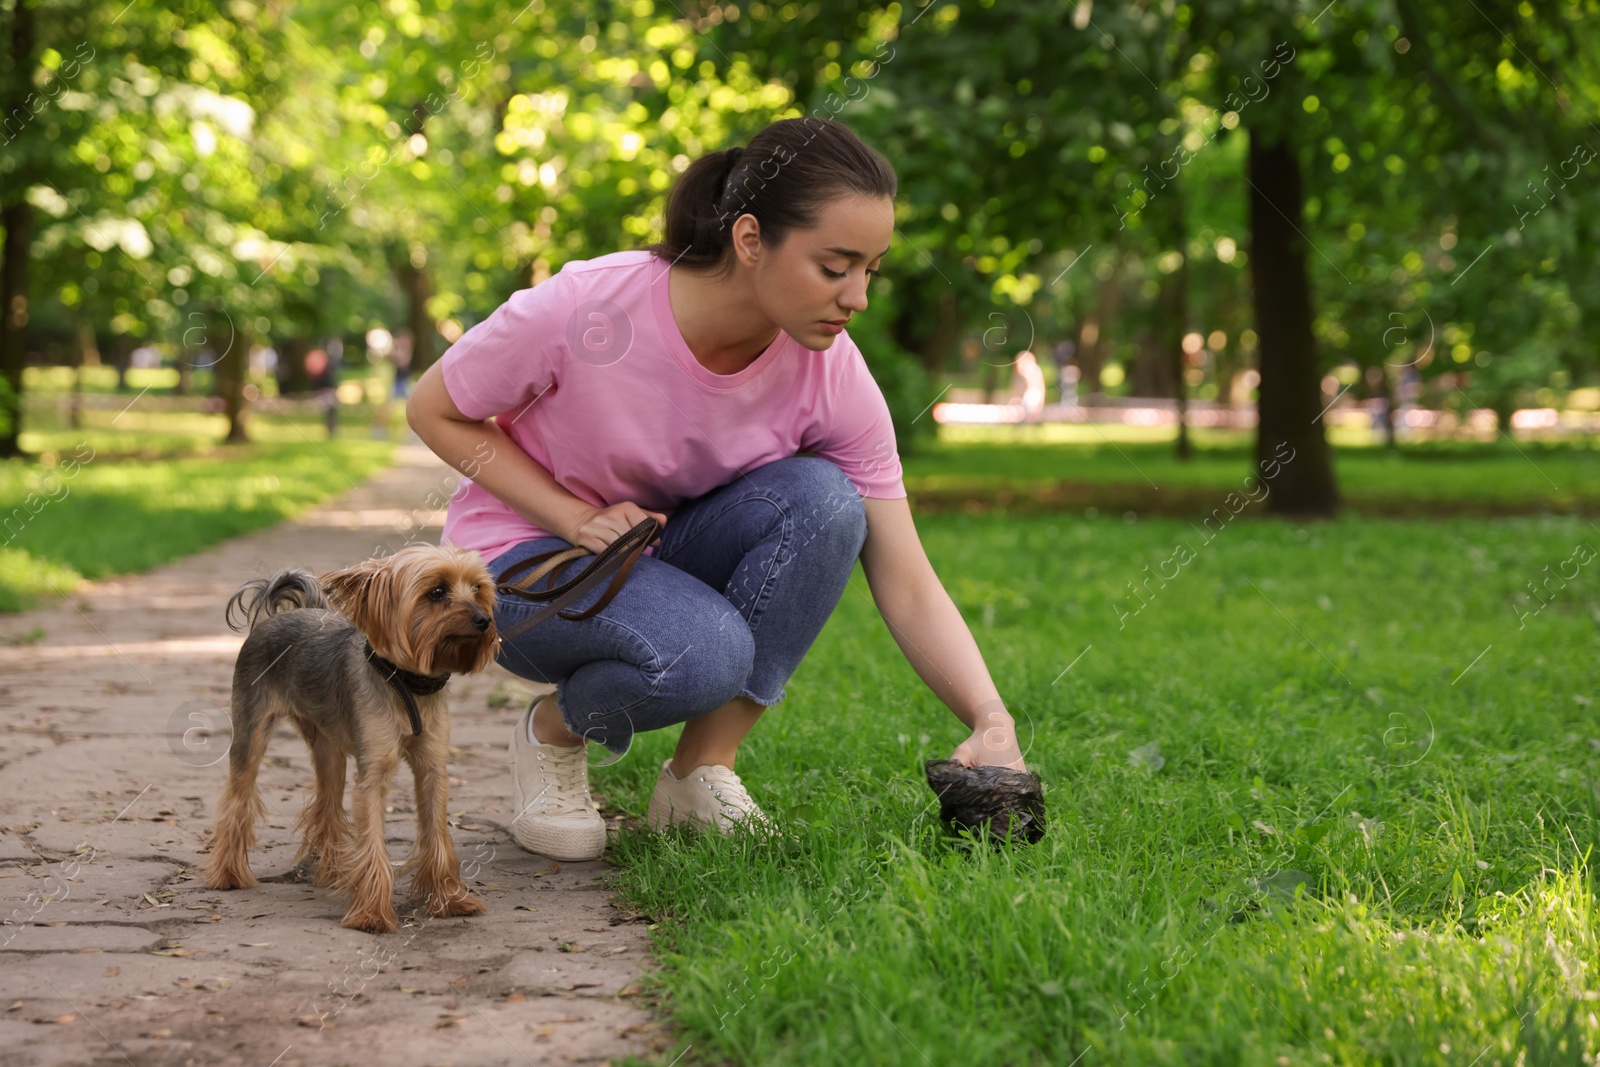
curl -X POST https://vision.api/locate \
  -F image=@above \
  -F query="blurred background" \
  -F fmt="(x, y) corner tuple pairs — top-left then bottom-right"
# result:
(2, 0), (1598, 604)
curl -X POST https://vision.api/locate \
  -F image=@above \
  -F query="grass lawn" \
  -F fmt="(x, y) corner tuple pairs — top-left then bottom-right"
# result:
(0, 418), (397, 613)
(594, 492), (1600, 1063)
(908, 428), (1600, 515)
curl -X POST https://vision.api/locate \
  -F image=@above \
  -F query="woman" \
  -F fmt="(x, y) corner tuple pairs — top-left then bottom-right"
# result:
(407, 117), (1025, 863)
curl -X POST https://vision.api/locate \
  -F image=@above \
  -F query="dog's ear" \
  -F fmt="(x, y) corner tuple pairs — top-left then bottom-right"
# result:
(321, 559), (392, 638)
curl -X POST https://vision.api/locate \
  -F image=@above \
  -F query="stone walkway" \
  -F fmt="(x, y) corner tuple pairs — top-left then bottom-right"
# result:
(0, 440), (679, 1067)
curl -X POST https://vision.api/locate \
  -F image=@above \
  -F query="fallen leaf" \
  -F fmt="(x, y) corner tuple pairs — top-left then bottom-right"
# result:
(504, 992), (525, 1002)
(5, 1001), (22, 1011)
(617, 985), (645, 998)
(51, 1015), (76, 1024)
(103, 967), (120, 978)
(150, 1028), (171, 1038)
(566, 982), (601, 991)
(295, 1015), (327, 1029)
(44, 921), (68, 927)
(434, 1015), (465, 1029)
(150, 948), (192, 957)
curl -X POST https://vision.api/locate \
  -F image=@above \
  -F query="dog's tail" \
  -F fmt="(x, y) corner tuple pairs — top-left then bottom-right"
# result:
(224, 569), (331, 633)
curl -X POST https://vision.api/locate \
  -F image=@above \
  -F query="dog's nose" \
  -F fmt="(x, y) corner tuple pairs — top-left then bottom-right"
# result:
(471, 614), (490, 632)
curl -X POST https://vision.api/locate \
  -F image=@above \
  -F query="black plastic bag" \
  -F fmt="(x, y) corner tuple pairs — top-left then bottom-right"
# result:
(924, 759), (1046, 845)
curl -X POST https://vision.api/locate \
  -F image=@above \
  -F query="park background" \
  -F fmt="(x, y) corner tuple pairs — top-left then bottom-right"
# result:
(2, 0), (1599, 1064)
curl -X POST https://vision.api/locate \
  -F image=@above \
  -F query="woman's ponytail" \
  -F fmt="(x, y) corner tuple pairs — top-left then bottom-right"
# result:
(645, 118), (896, 277)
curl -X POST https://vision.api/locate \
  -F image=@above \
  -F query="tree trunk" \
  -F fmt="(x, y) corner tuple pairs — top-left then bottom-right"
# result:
(1366, 365), (1397, 448)
(71, 322), (99, 430)
(1247, 131), (1339, 516)
(1155, 199), (1192, 461)
(890, 279), (963, 376)
(397, 259), (438, 377)
(210, 310), (250, 443)
(76, 321), (100, 366)
(175, 328), (193, 394)
(1129, 331), (1173, 397)
(1075, 261), (1122, 406)
(109, 334), (132, 398)
(0, 201), (30, 458)
(0, 0), (35, 458)
(1492, 389), (1516, 440)
(278, 336), (313, 394)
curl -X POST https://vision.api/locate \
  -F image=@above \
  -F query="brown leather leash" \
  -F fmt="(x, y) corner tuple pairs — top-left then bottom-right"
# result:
(493, 517), (661, 643)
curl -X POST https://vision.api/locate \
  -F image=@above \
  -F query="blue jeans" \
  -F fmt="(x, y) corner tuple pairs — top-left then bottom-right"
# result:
(486, 456), (870, 762)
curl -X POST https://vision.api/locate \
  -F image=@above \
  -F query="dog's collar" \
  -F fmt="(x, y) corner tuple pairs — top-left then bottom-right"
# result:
(363, 640), (449, 737)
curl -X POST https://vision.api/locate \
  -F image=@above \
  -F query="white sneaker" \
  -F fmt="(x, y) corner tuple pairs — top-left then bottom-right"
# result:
(508, 701), (607, 861)
(647, 759), (777, 836)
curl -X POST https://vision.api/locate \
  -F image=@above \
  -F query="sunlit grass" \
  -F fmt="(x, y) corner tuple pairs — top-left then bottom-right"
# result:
(600, 508), (1600, 1065)
(0, 437), (396, 612)
(908, 429), (1600, 511)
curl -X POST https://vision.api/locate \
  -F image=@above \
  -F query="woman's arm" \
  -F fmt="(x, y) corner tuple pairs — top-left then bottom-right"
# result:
(406, 363), (665, 560)
(406, 362), (599, 544)
(858, 495), (1027, 771)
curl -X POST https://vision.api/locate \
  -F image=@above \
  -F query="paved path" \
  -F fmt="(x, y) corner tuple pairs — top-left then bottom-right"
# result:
(0, 440), (677, 1067)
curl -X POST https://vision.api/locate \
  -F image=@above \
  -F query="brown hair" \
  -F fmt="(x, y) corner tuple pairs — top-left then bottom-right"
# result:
(644, 117), (897, 278)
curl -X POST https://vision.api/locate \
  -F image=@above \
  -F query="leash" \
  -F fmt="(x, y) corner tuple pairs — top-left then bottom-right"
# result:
(493, 517), (661, 644)
(363, 638), (447, 736)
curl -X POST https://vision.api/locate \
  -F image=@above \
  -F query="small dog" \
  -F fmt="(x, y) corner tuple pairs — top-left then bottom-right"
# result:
(203, 544), (500, 933)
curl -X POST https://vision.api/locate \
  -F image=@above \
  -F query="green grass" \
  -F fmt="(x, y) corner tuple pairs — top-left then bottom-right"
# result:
(594, 505), (1600, 1066)
(905, 430), (1600, 514)
(0, 429), (396, 612)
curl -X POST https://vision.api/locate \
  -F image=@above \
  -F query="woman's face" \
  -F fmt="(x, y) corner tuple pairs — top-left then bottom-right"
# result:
(739, 194), (894, 351)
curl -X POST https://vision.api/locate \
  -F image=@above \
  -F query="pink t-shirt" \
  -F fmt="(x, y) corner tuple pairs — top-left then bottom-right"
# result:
(437, 249), (906, 566)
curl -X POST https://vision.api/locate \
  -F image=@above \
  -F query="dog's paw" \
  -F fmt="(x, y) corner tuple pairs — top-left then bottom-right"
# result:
(420, 884), (487, 918)
(340, 905), (399, 934)
(202, 864), (257, 891)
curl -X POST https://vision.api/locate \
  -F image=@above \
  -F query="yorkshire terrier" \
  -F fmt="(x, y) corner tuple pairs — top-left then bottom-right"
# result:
(203, 544), (500, 933)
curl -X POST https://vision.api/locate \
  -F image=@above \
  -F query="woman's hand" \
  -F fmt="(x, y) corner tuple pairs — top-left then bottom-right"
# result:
(949, 707), (1027, 772)
(566, 501), (668, 555)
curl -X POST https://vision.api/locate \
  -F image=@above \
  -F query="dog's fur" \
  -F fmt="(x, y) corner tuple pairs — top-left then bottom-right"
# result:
(203, 544), (500, 933)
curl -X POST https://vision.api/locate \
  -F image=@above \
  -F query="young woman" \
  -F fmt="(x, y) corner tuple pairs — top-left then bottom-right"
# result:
(407, 116), (1025, 862)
